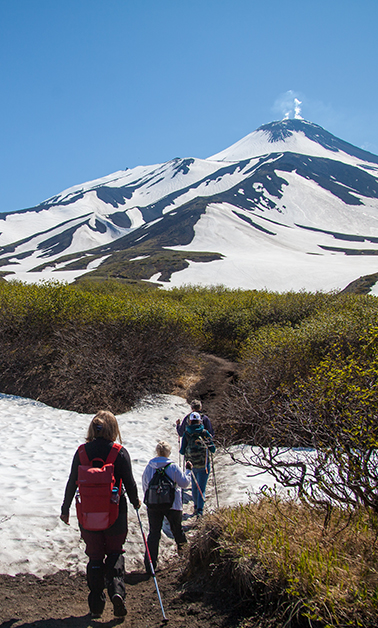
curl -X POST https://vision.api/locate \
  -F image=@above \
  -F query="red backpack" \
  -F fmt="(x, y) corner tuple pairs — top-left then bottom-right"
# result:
(75, 442), (122, 531)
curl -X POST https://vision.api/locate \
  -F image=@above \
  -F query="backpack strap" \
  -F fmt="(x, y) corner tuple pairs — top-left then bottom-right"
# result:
(156, 463), (172, 475)
(78, 442), (122, 466)
(105, 442), (122, 465)
(78, 444), (90, 466)
(162, 462), (176, 486)
(106, 443), (123, 494)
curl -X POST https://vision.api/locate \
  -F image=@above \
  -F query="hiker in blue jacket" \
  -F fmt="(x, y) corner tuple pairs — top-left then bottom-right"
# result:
(179, 412), (216, 517)
(176, 399), (214, 437)
(142, 441), (192, 573)
(61, 410), (141, 619)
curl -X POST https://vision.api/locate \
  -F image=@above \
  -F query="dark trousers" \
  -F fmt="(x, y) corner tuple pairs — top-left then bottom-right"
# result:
(145, 508), (186, 572)
(81, 529), (127, 615)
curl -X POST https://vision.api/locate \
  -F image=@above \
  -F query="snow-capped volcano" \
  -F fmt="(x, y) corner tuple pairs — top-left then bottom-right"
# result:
(1, 119), (378, 293)
(209, 119), (378, 165)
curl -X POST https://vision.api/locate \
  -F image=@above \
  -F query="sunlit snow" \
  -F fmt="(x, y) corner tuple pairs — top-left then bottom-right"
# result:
(166, 203), (378, 292)
(0, 393), (275, 577)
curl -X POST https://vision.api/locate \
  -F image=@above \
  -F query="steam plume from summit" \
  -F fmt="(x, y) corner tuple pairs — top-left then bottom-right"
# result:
(273, 90), (304, 120)
(294, 98), (303, 119)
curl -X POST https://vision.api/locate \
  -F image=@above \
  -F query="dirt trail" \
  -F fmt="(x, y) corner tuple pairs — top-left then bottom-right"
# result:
(0, 558), (243, 628)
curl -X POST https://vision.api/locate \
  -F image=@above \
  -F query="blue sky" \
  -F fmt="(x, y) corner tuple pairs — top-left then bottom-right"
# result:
(1, 0), (377, 213)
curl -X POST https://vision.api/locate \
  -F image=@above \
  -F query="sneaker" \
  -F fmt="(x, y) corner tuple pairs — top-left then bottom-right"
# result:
(112, 593), (127, 617)
(90, 612), (103, 619)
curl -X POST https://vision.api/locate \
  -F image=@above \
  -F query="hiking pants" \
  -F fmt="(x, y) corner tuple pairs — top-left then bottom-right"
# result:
(81, 529), (127, 614)
(191, 467), (210, 515)
(145, 507), (186, 572)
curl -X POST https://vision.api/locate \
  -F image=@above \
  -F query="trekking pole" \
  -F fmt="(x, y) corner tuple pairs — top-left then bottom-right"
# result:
(178, 435), (185, 502)
(178, 434), (181, 467)
(210, 452), (220, 509)
(136, 509), (168, 624)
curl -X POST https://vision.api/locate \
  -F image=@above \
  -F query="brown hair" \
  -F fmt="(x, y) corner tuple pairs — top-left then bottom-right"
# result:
(86, 410), (122, 443)
(155, 441), (172, 458)
(191, 399), (202, 412)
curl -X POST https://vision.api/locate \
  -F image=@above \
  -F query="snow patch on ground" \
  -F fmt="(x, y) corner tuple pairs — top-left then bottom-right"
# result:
(0, 393), (273, 577)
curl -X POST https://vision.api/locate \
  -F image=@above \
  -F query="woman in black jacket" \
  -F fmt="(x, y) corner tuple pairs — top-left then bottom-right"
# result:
(61, 410), (141, 619)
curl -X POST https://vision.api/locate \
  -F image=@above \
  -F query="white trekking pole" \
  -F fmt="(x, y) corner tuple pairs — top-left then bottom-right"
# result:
(178, 433), (182, 467)
(210, 452), (220, 509)
(136, 509), (168, 624)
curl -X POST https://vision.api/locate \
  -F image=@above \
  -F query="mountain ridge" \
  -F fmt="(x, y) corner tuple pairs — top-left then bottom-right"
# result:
(208, 118), (378, 164)
(1, 119), (378, 293)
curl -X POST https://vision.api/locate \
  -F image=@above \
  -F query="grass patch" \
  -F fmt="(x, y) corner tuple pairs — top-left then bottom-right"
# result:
(32, 248), (223, 283)
(188, 497), (378, 627)
(74, 249), (223, 283)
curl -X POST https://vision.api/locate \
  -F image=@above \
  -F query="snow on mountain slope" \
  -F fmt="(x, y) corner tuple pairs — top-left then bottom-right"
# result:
(1, 119), (378, 293)
(167, 203), (378, 292)
(0, 158), (246, 246)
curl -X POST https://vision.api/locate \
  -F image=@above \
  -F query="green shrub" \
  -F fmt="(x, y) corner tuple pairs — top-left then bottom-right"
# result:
(217, 294), (378, 445)
(0, 280), (198, 411)
(2, 281), (378, 418)
(188, 499), (378, 627)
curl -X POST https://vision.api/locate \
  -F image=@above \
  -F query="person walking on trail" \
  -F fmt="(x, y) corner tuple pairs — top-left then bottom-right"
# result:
(142, 441), (193, 574)
(60, 410), (141, 619)
(176, 399), (215, 437)
(179, 412), (216, 518)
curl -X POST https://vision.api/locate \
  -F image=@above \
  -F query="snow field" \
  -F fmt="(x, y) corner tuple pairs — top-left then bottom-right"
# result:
(166, 203), (378, 292)
(0, 393), (273, 576)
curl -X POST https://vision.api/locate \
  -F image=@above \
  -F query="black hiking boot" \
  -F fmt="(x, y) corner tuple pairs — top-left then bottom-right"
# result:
(112, 593), (127, 617)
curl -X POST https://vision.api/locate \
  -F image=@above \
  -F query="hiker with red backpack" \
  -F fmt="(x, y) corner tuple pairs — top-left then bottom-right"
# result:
(142, 441), (192, 574)
(179, 412), (216, 517)
(60, 410), (141, 620)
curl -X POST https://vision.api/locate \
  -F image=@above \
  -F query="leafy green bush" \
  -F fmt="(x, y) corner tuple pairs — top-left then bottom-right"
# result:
(216, 294), (378, 451)
(279, 325), (378, 512)
(218, 296), (378, 516)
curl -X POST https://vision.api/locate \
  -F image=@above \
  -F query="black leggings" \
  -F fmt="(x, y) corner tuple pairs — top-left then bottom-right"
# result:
(145, 508), (186, 571)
